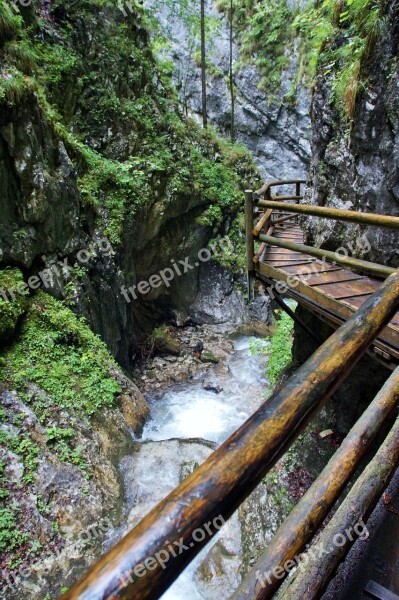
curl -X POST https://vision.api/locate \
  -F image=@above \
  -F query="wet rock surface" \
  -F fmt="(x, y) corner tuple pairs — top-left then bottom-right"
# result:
(149, 0), (311, 181)
(304, 0), (399, 268)
(102, 332), (342, 599)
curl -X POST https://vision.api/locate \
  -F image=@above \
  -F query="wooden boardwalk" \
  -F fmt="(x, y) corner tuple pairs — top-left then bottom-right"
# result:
(256, 221), (399, 367)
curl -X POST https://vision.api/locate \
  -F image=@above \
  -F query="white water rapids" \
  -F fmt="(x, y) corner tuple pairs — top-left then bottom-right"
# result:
(107, 336), (271, 599)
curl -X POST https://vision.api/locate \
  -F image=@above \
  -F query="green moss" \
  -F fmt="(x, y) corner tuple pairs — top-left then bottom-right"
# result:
(294, 0), (385, 119)
(0, 0), (259, 246)
(266, 309), (294, 387)
(0, 269), (28, 343)
(250, 308), (295, 388)
(0, 292), (125, 567)
(0, 3), (22, 44)
(0, 291), (121, 416)
(210, 213), (247, 273)
(218, 0), (385, 118)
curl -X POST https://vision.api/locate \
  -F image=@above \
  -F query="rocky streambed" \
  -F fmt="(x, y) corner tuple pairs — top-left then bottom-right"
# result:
(101, 324), (339, 599)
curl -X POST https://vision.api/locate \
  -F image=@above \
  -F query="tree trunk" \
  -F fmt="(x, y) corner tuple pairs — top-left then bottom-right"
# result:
(200, 0), (207, 128)
(229, 0), (235, 140)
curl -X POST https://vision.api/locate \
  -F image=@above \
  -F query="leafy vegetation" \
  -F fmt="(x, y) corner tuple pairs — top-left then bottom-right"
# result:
(0, 292), (121, 416)
(266, 309), (295, 387)
(250, 308), (295, 388)
(0, 292), (123, 564)
(216, 0), (386, 118)
(0, 269), (28, 343)
(293, 0), (386, 119)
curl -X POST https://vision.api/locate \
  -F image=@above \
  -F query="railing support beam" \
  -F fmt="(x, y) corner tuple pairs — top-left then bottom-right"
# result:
(275, 410), (399, 600)
(232, 365), (399, 600)
(258, 233), (395, 278)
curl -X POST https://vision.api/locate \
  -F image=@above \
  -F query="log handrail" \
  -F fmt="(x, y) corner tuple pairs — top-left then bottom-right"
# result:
(255, 179), (307, 197)
(61, 271), (399, 600)
(258, 233), (395, 278)
(257, 199), (399, 229)
(232, 366), (399, 599)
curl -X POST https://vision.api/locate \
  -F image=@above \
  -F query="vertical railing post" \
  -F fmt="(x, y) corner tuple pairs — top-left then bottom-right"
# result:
(245, 189), (255, 302)
(296, 182), (301, 224)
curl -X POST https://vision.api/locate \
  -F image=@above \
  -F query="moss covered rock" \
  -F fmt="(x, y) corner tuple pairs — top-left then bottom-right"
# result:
(0, 269), (28, 343)
(152, 326), (181, 356)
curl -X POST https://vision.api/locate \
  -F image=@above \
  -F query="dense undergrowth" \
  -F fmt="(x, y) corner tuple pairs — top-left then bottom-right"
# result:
(217, 0), (387, 119)
(0, 0), (258, 246)
(0, 282), (122, 565)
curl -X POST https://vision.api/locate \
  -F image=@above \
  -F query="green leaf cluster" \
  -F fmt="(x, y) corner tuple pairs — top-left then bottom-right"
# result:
(0, 269), (28, 343)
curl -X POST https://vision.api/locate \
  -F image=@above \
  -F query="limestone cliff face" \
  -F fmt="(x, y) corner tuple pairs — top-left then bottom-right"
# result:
(304, 0), (399, 267)
(0, 1), (259, 368)
(150, 0), (312, 181)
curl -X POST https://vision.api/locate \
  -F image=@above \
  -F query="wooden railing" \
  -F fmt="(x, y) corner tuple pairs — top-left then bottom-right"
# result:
(61, 269), (399, 600)
(246, 180), (306, 300)
(245, 181), (399, 299)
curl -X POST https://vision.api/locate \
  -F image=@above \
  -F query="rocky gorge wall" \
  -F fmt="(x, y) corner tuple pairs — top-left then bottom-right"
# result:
(150, 0), (312, 181)
(0, 1), (264, 594)
(304, 0), (399, 267)
(293, 0), (398, 422)
(0, 0), (262, 370)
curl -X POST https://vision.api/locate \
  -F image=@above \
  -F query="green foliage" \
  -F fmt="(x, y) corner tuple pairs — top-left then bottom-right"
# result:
(0, 429), (40, 484)
(196, 205), (223, 227)
(248, 308), (295, 388)
(266, 309), (294, 387)
(218, 0), (386, 118)
(217, 0), (294, 98)
(210, 213), (246, 273)
(294, 0), (386, 119)
(0, 3), (22, 44)
(0, 507), (29, 553)
(0, 269), (28, 343)
(0, 292), (121, 416)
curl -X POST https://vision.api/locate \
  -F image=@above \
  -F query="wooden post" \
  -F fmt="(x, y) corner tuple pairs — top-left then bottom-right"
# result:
(245, 189), (255, 301)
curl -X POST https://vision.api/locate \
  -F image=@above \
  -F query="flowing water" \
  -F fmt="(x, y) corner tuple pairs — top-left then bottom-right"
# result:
(142, 337), (270, 445)
(107, 336), (271, 599)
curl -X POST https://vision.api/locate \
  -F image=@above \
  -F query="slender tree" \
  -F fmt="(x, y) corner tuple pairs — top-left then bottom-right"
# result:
(200, 0), (208, 128)
(229, 0), (235, 141)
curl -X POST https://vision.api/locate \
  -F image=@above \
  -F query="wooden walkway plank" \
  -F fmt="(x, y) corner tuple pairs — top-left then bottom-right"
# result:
(256, 214), (399, 366)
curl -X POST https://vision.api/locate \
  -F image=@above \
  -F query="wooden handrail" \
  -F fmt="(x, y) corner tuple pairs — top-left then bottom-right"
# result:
(277, 411), (399, 599)
(253, 208), (273, 236)
(258, 200), (399, 229)
(61, 271), (399, 600)
(255, 179), (307, 196)
(232, 366), (399, 599)
(258, 234), (395, 278)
